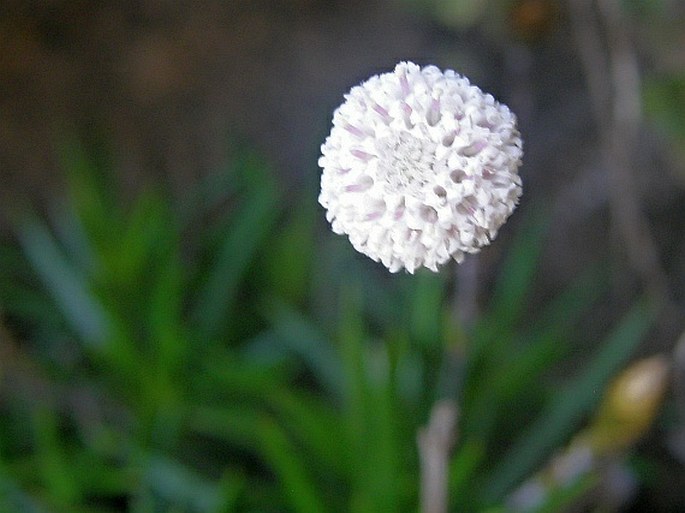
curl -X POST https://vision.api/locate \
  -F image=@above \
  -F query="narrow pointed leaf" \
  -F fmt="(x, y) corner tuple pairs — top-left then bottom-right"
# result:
(258, 419), (328, 513)
(19, 218), (108, 347)
(192, 182), (278, 340)
(483, 300), (654, 502)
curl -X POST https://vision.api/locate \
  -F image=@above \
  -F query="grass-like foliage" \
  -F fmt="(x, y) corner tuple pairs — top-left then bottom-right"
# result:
(0, 143), (655, 513)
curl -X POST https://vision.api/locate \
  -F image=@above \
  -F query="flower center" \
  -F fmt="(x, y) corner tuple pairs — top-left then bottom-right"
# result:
(376, 132), (436, 196)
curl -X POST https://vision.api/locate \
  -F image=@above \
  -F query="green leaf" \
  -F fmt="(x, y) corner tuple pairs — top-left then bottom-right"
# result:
(33, 408), (80, 505)
(148, 242), (186, 372)
(264, 204), (316, 305)
(267, 389), (349, 477)
(0, 243), (62, 329)
(449, 440), (486, 511)
(408, 270), (446, 350)
(51, 205), (97, 277)
(105, 192), (169, 284)
(191, 176), (279, 341)
(338, 282), (369, 448)
(211, 471), (246, 513)
(463, 268), (604, 441)
(265, 301), (345, 398)
(59, 139), (120, 247)
(178, 164), (239, 228)
(197, 356), (287, 403)
(484, 212), (548, 339)
(18, 218), (108, 347)
(338, 284), (408, 513)
(644, 74), (685, 139)
(188, 405), (264, 450)
(0, 469), (55, 513)
(464, 212), (550, 414)
(356, 354), (405, 513)
(142, 455), (220, 513)
(528, 472), (598, 513)
(258, 419), (329, 513)
(482, 300), (654, 502)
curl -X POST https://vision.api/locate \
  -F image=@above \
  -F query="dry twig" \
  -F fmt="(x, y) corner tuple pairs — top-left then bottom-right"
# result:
(569, 0), (671, 306)
(418, 399), (459, 513)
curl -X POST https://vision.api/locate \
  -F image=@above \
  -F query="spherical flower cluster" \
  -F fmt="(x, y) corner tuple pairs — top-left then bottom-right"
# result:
(318, 61), (523, 273)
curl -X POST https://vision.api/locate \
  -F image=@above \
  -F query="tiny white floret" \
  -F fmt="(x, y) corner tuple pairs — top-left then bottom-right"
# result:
(318, 61), (523, 273)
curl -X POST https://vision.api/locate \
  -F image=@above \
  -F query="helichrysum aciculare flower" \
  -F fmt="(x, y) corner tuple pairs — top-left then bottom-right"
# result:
(318, 61), (523, 273)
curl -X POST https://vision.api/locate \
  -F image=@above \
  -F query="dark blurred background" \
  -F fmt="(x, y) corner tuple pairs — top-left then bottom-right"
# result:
(2, 0), (684, 311)
(1, 1), (684, 512)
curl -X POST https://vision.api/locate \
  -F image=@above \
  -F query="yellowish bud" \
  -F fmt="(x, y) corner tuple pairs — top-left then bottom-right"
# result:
(587, 355), (670, 453)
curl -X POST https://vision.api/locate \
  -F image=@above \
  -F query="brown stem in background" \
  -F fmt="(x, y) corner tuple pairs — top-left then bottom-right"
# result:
(669, 331), (685, 463)
(569, 0), (671, 307)
(455, 255), (479, 330)
(418, 399), (459, 513)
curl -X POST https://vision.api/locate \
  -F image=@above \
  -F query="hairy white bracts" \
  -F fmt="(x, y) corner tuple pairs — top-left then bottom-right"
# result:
(318, 61), (523, 273)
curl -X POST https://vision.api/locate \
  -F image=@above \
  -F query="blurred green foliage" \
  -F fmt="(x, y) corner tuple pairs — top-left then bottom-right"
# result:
(0, 143), (656, 513)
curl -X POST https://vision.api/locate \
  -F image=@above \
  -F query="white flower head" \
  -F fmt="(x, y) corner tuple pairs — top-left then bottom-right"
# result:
(318, 61), (523, 273)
